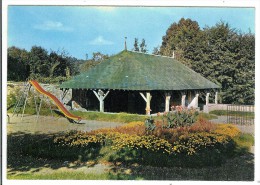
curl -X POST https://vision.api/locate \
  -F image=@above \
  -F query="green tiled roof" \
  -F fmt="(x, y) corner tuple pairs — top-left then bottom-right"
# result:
(60, 50), (220, 91)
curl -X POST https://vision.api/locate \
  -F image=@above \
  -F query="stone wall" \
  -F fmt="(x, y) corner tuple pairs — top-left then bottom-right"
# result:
(7, 82), (72, 107)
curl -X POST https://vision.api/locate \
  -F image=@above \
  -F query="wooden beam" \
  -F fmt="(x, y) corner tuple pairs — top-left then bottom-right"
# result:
(92, 90), (110, 112)
(140, 92), (152, 115)
(139, 92), (147, 102)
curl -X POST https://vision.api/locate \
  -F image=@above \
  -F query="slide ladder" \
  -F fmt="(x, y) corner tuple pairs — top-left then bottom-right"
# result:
(13, 82), (31, 116)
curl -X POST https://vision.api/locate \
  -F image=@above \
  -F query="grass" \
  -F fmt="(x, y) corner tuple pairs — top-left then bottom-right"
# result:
(198, 112), (218, 120)
(8, 106), (147, 123)
(8, 172), (112, 180)
(233, 133), (254, 154)
(7, 152), (254, 180)
(72, 111), (147, 123)
(210, 110), (254, 119)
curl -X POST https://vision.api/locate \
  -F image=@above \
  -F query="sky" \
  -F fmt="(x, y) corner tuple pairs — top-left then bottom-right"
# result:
(8, 6), (255, 60)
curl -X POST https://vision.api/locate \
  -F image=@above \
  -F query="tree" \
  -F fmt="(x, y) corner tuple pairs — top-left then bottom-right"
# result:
(29, 46), (50, 78)
(92, 52), (109, 62)
(132, 38), (147, 53)
(159, 18), (255, 105)
(160, 18), (201, 62)
(8, 47), (30, 81)
(133, 38), (139, 52)
(152, 46), (160, 55)
(140, 39), (148, 53)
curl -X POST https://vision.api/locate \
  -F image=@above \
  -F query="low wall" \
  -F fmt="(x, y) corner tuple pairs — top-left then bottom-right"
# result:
(203, 103), (254, 113)
(203, 104), (229, 113)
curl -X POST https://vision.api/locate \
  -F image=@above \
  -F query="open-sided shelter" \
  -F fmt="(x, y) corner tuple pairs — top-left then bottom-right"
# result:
(60, 50), (220, 115)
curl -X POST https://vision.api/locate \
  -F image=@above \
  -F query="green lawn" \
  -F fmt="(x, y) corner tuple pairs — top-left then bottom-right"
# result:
(72, 111), (147, 123)
(210, 110), (254, 119)
(7, 152), (254, 180)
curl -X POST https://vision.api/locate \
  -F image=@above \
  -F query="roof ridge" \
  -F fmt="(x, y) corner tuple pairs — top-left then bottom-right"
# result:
(128, 50), (175, 59)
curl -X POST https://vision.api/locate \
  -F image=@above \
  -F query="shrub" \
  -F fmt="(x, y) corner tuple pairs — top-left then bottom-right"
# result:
(148, 118), (215, 144)
(90, 121), (146, 136)
(14, 120), (243, 168)
(173, 132), (231, 155)
(54, 131), (174, 155)
(212, 124), (241, 138)
(189, 118), (216, 133)
(159, 106), (199, 129)
(144, 117), (156, 131)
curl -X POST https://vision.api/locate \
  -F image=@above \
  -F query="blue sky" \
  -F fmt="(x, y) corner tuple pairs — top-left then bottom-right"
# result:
(8, 6), (255, 60)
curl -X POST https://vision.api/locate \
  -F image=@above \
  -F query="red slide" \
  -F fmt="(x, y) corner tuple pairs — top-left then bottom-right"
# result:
(29, 80), (81, 121)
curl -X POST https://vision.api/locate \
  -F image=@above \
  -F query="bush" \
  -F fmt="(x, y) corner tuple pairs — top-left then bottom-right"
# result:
(11, 120), (245, 168)
(212, 124), (241, 138)
(158, 106), (199, 129)
(52, 120), (241, 167)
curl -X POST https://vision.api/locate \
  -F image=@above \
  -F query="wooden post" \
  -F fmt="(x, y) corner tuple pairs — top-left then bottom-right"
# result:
(140, 92), (152, 115)
(165, 93), (171, 112)
(206, 93), (210, 105)
(215, 92), (218, 104)
(187, 92), (199, 109)
(195, 93), (199, 108)
(181, 95), (186, 107)
(93, 90), (110, 112)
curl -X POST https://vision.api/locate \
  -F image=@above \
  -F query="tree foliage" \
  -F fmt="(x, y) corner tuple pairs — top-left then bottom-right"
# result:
(8, 46), (30, 81)
(159, 18), (255, 105)
(133, 38), (139, 52)
(8, 46), (81, 83)
(132, 38), (148, 53)
(92, 52), (109, 62)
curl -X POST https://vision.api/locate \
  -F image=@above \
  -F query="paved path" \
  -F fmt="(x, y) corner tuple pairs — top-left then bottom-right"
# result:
(210, 115), (254, 135)
(7, 114), (124, 134)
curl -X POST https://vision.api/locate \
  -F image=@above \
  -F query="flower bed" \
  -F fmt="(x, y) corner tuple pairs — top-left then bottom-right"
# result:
(52, 118), (241, 167)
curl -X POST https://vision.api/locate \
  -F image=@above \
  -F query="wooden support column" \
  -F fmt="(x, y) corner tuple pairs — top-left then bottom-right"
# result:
(165, 93), (171, 112)
(206, 93), (210, 105)
(195, 93), (199, 108)
(215, 92), (218, 104)
(93, 90), (110, 112)
(140, 92), (152, 115)
(181, 92), (186, 107)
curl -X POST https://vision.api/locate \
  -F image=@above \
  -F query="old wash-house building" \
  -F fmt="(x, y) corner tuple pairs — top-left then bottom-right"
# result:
(60, 50), (219, 115)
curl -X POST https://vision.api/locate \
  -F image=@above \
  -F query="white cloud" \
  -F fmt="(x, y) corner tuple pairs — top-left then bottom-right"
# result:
(89, 36), (114, 45)
(33, 21), (73, 32)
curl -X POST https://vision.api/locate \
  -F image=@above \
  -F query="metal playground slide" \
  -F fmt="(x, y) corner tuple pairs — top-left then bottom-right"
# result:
(29, 80), (81, 121)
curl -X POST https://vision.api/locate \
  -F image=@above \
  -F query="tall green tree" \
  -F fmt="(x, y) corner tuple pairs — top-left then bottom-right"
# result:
(7, 46), (30, 81)
(140, 39), (148, 53)
(159, 19), (255, 105)
(160, 18), (201, 65)
(132, 38), (147, 53)
(29, 46), (50, 78)
(133, 38), (139, 52)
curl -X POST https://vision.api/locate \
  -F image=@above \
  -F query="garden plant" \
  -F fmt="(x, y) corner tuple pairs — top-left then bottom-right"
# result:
(8, 106), (249, 169)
